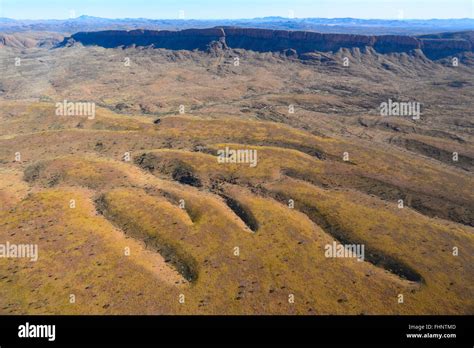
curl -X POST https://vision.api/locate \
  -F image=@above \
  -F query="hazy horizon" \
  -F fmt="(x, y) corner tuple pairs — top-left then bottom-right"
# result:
(2, 15), (474, 21)
(0, 0), (473, 20)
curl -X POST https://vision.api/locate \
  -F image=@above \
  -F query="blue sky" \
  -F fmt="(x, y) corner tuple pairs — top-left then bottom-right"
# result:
(1, 0), (473, 20)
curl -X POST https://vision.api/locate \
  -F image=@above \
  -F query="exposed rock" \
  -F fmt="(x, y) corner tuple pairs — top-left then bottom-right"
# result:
(0, 32), (64, 48)
(206, 37), (228, 56)
(420, 39), (472, 60)
(62, 28), (474, 60)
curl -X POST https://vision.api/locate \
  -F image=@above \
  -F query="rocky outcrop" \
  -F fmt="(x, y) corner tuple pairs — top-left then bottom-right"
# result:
(223, 28), (376, 53)
(0, 32), (64, 49)
(69, 28), (225, 50)
(62, 28), (474, 60)
(0, 34), (36, 48)
(420, 39), (472, 60)
(373, 35), (420, 54)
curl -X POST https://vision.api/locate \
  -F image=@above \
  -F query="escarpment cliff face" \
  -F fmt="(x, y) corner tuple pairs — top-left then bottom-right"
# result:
(63, 28), (474, 60)
(223, 28), (376, 53)
(420, 39), (472, 60)
(69, 28), (226, 50)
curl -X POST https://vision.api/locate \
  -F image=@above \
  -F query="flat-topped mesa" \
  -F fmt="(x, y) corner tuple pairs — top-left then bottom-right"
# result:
(70, 28), (226, 50)
(64, 27), (474, 59)
(224, 28), (376, 52)
(420, 38), (473, 60)
(373, 35), (420, 53)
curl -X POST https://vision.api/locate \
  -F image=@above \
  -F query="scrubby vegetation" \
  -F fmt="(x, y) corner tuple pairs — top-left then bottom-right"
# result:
(0, 42), (473, 314)
(0, 105), (472, 314)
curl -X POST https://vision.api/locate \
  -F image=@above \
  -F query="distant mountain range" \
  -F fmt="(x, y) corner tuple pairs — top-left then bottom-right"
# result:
(1, 16), (474, 35)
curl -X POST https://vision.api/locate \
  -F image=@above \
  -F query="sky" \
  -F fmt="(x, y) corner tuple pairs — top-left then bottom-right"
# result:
(0, 0), (473, 20)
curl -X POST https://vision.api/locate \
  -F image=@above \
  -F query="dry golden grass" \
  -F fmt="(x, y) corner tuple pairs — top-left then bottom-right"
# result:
(0, 53), (472, 316)
(0, 187), (189, 314)
(265, 177), (474, 314)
